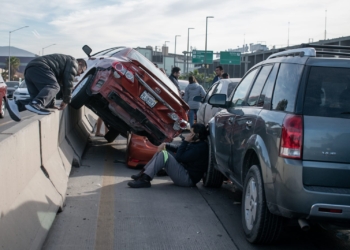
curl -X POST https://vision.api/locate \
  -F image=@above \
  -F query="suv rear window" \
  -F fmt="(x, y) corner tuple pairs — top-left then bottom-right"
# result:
(304, 67), (350, 118)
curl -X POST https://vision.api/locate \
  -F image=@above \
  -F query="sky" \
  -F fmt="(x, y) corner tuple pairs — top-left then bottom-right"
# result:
(1, 0), (350, 58)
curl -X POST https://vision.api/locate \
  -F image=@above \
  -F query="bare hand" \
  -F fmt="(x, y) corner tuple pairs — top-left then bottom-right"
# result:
(58, 102), (67, 110)
(157, 143), (166, 152)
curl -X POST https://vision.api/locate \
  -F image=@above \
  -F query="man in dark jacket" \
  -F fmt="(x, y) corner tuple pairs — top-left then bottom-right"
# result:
(168, 66), (181, 93)
(6, 54), (86, 121)
(127, 123), (209, 188)
(212, 65), (224, 85)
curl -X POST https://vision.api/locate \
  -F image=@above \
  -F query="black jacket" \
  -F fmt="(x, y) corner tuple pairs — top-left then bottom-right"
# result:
(166, 140), (209, 184)
(169, 74), (181, 93)
(25, 54), (78, 103)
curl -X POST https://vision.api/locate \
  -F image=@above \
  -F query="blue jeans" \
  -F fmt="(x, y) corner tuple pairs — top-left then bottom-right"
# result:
(188, 109), (198, 127)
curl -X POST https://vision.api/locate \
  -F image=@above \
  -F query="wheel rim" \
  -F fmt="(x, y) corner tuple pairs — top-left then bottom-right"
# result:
(1, 99), (5, 116)
(71, 77), (89, 98)
(244, 177), (258, 230)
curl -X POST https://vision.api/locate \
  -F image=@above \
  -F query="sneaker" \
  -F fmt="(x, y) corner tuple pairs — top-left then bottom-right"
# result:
(25, 103), (50, 115)
(128, 174), (152, 188)
(5, 99), (21, 122)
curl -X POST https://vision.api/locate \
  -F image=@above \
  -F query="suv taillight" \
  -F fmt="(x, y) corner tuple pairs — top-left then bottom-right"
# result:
(280, 115), (303, 159)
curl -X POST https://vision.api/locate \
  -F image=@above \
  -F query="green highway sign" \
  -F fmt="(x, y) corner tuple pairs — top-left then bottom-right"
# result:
(192, 50), (213, 64)
(220, 51), (241, 65)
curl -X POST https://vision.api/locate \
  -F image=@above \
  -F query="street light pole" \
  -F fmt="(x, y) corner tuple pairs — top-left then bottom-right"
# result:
(8, 26), (29, 81)
(205, 16), (214, 80)
(174, 35), (180, 68)
(42, 43), (56, 56)
(164, 41), (170, 74)
(187, 28), (194, 74)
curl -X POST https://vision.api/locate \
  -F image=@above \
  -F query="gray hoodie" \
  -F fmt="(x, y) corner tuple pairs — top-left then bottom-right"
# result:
(184, 83), (206, 109)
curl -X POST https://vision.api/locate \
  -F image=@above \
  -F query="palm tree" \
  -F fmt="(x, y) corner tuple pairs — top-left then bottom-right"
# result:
(5, 57), (21, 81)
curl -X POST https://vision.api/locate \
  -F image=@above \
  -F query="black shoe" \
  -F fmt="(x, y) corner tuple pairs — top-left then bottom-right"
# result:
(131, 169), (145, 180)
(6, 99), (21, 122)
(25, 103), (50, 115)
(128, 174), (152, 188)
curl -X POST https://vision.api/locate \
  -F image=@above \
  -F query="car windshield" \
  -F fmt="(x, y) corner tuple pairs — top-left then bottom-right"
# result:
(127, 49), (179, 95)
(6, 81), (19, 87)
(92, 47), (126, 57)
(19, 81), (27, 88)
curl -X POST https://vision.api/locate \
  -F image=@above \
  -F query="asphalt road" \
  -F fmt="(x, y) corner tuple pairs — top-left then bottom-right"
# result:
(42, 136), (350, 250)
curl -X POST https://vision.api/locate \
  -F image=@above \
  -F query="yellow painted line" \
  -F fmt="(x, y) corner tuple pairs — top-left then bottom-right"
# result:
(95, 147), (115, 250)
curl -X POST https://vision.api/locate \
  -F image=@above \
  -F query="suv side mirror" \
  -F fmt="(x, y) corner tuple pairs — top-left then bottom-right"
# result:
(192, 96), (203, 102)
(82, 45), (92, 58)
(208, 94), (227, 108)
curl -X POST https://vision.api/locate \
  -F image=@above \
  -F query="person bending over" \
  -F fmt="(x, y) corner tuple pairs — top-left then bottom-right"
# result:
(128, 123), (209, 188)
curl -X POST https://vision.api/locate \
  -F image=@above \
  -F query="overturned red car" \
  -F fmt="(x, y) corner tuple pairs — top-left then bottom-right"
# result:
(71, 46), (189, 145)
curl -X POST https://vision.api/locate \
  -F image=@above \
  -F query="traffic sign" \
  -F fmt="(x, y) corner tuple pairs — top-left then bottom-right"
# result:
(192, 50), (213, 64)
(220, 51), (241, 65)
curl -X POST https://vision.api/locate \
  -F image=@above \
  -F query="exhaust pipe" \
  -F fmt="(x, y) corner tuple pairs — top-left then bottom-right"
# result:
(298, 219), (310, 231)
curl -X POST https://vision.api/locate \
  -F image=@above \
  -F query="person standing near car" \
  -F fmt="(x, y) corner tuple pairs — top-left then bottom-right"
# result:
(212, 65), (224, 84)
(168, 66), (181, 93)
(127, 123), (209, 188)
(6, 54), (86, 121)
(184, 76), (206, 126)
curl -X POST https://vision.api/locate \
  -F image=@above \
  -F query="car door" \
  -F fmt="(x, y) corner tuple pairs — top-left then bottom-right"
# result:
(214, 68), (260, 176)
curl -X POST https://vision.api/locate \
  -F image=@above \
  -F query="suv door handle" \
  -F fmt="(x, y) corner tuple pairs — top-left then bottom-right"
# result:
(246, 120), (252, 127)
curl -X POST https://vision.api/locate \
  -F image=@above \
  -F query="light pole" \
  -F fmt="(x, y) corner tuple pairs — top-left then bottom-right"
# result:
(174, 35), (180, 68)
(42, 44), (56, 56)
(8, 26), (29, 81)
(164, 41), (170, 74)
(205, 16), (214, 80)
(187, 28), (194, 74)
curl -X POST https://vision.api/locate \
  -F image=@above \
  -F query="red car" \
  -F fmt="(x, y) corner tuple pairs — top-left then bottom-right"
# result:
(125, 133), (157, 168)
(0, 75), (7, 119)
(71, 46), (189, 145)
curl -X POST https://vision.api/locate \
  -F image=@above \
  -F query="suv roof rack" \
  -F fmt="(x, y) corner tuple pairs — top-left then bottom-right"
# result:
(301, 43), (350, 57)
(267, 48), (316, 60)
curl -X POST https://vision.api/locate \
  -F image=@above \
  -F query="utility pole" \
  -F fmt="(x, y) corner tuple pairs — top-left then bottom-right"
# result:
(205, 16), (214, 80)
(324, 10), (327, 40)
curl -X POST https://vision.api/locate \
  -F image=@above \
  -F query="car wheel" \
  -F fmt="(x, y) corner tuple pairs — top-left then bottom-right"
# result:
(0, 98), (5, 118)
(70, 74), (93, 109)
(104, 127), (120, 143)
(202, 136), (224, 188)
(242, 165), (283, 244)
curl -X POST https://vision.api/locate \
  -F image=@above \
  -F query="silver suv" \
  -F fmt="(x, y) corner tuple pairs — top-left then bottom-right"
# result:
(205, 45), (350, 244)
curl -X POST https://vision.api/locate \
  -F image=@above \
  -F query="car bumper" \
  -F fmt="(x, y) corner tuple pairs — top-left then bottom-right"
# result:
(13, 95), (30, 101)
(267, 158), (350, 221)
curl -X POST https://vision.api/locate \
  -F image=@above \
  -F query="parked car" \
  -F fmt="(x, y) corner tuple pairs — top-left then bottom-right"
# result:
(0, 75), (7, 118)
(205, 45), (350, 244)
(71, 45), (189, 145)
(125, 132), (157, 168)
(5, 81), (20, 98)
(194, 78), (241, 125)
(13, 80), (30, 101)
(178, 79), (189, 97)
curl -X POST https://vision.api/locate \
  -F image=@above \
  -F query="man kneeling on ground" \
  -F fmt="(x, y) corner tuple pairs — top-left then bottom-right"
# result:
(128, 123), (209, 188)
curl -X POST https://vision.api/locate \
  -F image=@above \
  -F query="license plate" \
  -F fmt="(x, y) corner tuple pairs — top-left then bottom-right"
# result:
(140, 91), (157, 108)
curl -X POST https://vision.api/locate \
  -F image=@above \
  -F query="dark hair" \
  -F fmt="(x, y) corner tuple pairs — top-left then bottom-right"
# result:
(172, 66), (181, 74)
(192, 123), (208, 141)
(222, 72), (229, 79)
(154, 63), (158, 68)
(188, 75), (197, 84)
(215, 65), (223, 71)
(77, 58), (87, 69)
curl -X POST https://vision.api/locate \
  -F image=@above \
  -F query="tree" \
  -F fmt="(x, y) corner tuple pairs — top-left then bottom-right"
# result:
(5, 57), (21, 81)
(179, 69), (216, 90)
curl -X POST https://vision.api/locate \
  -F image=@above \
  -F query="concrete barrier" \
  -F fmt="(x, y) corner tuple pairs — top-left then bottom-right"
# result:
(0, 106), (97, 249)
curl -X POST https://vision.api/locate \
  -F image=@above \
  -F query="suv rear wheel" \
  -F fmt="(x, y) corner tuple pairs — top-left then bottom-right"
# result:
(202, 136), (224, 188)
(0, 98), (5, 118)
(70, 75), (93, 109)
(242, 165), (283, 244)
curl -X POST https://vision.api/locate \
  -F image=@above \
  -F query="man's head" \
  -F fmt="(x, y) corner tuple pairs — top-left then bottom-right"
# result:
(222, 72), (229, 79)
(215, 65), (224, 77)
(77, 59), (87, 76)
(191, 123), (208, 141)
(171, 67), (181, 78)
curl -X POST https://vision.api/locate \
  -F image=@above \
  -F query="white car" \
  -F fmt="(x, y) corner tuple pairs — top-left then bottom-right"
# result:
(13, 80), (30, 101)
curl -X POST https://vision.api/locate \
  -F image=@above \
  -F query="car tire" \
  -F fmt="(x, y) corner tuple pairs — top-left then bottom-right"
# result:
(0, 98), (5, 118)
(104, 127), (120, 143)
(242, 165), (284, 244)
(70, 74), (93, 110)
(202, 136), (224, 188)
